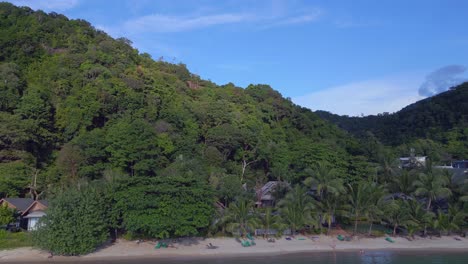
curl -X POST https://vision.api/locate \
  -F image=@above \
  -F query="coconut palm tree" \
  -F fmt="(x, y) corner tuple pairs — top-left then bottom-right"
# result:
(278, 185), (316, 235)
(390, 170), (416, 195)
(315, 189), (348, 235)
(347, 182), (372, 235)
(404, 199), (434, 237)
(413, 170), (452, 211)
(258, 207), (286, 238)
(384, 199), (410, 236)
(221, 199), (259, 237)
(363, 183), (387, 236)
(303, 162), (343, 199)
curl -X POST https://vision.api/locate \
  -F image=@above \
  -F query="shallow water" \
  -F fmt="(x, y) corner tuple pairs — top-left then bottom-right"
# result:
(34, 251), (468, 264)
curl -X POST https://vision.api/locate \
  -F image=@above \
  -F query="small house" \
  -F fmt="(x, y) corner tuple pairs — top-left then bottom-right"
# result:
(21, 200), (49, 231)
(0, 198), (48, 231)
(399, 156), (427, 169)
(255, 181), (289, 207)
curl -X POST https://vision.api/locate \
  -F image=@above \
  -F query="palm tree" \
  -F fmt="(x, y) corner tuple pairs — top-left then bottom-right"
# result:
(384, 199), (410, 236)
(413, 170), (452, 211)
(363, 183), (387, 236)
(377, 150), (399, 184)
(404, 199), (434, 237)
(390, 170), (416, 195)
(221, 199), (259, 237)
(259, 207), (286, 238)
(315, 190), (347, 235)
(278, 185), (316, 235)
(303, 162), (343, 199)
(347, 182), (372, 235)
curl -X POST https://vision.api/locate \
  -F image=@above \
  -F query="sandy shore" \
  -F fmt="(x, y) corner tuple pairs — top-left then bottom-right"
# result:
(1, 235), (467, 262)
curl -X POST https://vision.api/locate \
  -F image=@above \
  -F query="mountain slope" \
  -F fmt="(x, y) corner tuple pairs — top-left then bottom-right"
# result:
(316, 83), (468, 159)
(0, 3), (367, 198)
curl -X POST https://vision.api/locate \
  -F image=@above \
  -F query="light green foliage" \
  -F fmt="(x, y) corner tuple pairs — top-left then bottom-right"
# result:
(0, 204), (15, 226)
(0, 230), (32, 249)
(32, 186), (109, 255)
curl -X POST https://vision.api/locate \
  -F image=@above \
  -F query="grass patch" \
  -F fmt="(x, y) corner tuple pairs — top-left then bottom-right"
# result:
(0, 230), (33, 250)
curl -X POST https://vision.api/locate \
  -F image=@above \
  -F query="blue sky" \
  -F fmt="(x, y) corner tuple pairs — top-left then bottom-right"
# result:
(8, 0), (468, 116)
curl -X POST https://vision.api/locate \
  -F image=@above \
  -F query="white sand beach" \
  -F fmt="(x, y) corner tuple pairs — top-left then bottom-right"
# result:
(1, 235), (467, 262)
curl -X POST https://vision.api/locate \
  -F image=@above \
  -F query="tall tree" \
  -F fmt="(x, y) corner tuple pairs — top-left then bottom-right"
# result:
(278, 185), (316, 235)
(413, 170), (452, 211)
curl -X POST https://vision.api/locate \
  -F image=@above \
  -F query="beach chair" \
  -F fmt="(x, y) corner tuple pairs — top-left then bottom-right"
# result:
(247, 233), (255, 240)
(241, 240), (251, 247)
(337, 235), (345, 241)
(385, 237), (395, 243)
(154, 242), (167, 249)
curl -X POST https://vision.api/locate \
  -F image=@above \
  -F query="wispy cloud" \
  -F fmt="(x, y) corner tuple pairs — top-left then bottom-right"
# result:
(8, 0), (79, 11)
(293, 75), (424, 116)
(123, 13), (254, 33)
(260, 9), (322, 29)
(418, 65), (468, 96)
(120, 7), (322, 34)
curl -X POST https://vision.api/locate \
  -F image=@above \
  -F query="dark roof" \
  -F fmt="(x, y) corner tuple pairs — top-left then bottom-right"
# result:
(38, 200), (49, 207)
(1, 198), (34, 212)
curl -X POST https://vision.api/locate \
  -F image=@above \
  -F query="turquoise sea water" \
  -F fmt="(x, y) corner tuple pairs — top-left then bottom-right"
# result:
(31, 251), (468, 264)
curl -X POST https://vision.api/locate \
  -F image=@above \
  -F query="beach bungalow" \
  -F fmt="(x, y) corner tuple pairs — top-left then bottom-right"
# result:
(399, 156), (427, 169)
(0, 198), (48, 231)
(21, 200), (48, 231)
(255, 181), (289, 208)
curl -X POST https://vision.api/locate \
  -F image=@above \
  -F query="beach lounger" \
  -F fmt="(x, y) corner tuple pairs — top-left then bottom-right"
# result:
(241, 240), (251, 247)
(247, 233), (254, 240)
(337, 235), (345, 241)
(385, 237), (395, 243)
(155, 242), (168, 249)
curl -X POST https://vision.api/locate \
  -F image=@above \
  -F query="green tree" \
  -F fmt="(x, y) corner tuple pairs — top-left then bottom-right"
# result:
(413, 170), (452, 211)
(304, 162), (343, 199)
(0, 204), (15, 226)
(278, 185), (316, 235)
(347, 181), (386, 235)
(32, 185), (109, 255)
(112, 176), (214, 238)
(258, 207), (285, 238)
(221, 199), (259, 237)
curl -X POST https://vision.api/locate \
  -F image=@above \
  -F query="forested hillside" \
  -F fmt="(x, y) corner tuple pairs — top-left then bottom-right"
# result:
(317, 84), (468, 160)
(0, 2), (367, 199)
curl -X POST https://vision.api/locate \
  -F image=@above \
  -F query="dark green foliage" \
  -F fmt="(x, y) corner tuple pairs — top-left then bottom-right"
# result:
(317, 83), (468, 159)
(0, 2), (364, 197)
(32, 185), (109, 255)
(112, 176), (214, 238)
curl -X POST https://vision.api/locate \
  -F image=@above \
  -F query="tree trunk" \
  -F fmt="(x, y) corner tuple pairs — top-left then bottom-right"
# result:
(354, 213), (359, 235)
(368, 221), (373, 236)
(393, 224), (398, 236)
(426, 197), (432, 211)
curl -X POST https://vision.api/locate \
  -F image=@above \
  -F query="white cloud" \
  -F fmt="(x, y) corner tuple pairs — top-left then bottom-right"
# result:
(8, 0), (79, 11)
(119, 7), (322, 34)
(418, 65), (468, 96)
(293, 75), (425, 116)
(262, 9), (322, 28)
(123, 13), (254, 33)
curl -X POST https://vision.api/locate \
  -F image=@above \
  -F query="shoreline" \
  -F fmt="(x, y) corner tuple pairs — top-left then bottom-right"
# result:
(1, 235), (467, 262)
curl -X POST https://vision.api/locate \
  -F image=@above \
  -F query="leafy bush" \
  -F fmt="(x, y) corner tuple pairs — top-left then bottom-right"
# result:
(32, 185), (110, 255)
